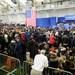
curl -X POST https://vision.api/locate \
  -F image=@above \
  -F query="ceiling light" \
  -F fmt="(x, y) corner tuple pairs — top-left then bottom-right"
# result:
(0, 2), (7, 7)
(4, 0), (16, 7)
(51, 4), (55, 8)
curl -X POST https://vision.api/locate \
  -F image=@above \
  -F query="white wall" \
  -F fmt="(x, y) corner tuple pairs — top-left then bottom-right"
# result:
(37, 7), (75, 18)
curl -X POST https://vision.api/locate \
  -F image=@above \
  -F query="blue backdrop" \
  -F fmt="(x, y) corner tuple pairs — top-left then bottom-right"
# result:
(36, 17), (57, 28)
(50, 17), (57, 28)
(36, 15), (75, 28)
(36, 18), (50, 28)
(58, 17), (65, 23)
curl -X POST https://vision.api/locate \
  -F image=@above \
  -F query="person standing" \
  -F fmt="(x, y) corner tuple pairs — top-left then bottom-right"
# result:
(28, 37), (38, 59)
(49, 33), (56, 47)
(15, 35), (25, 63)
(31, 50), (48, 75)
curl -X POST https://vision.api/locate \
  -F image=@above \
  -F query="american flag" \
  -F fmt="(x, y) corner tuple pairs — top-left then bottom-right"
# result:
(25, 8), (37, 27)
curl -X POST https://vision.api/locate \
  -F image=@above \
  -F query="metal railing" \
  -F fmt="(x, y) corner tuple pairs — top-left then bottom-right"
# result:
(23, 61), (31, 75)
(44, 67), (73, 75)
(0, 54), (74, 75)
(23, 61), (73, 75)
(0, 53), (21, 75)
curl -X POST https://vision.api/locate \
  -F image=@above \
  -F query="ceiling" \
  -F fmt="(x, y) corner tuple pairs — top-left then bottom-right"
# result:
(0, 0), (74, 13)
(0, 0), (72, 7)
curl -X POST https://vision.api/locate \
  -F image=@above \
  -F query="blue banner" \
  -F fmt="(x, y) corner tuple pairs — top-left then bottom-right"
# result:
(36, 17), (57, 28)
(65, 15), (75, 20)
(50, 17), (57, 28)
(58, 17), (65, 23)
(36, 18), (50, 28)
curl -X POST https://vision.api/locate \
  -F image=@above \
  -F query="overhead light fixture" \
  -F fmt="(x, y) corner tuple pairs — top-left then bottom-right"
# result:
(51, 4), (55, 8)
(4, 0), (16, 7)
(1, 1), (7, 7)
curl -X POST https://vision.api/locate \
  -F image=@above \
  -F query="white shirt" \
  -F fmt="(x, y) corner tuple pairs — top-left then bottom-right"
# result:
(32, 54), (48, 72)
(4, 34), (8, 42)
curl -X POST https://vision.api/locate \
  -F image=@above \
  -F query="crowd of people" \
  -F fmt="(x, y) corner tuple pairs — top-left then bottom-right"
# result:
(0, 24), (75, 75)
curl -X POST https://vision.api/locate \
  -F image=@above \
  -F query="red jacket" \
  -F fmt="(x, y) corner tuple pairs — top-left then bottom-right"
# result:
(49, 35), (56, 45)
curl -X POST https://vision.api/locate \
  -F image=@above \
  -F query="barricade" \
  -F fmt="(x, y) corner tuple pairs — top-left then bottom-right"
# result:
(44, 67), (73, 75)
(23, 61), (31, 75)
(0, 53), (21, 75)
(23, 61), (73, 75)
